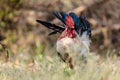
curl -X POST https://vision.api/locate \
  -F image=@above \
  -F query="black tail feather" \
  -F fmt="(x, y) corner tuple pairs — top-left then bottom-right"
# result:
(48, 31), (58, 35)
(53, 12), (64, 23)
(36, 20), (65, 35)
(53, 12), (68, 24)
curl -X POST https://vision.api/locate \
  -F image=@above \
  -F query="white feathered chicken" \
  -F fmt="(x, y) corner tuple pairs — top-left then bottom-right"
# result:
(36, 12), (91, 69)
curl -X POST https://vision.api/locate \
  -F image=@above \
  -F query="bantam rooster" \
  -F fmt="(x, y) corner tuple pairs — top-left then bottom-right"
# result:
(36, 12), (91, 69)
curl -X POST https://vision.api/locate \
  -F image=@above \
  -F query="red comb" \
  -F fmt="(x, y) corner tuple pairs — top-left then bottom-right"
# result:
(65, 16), (74, 27)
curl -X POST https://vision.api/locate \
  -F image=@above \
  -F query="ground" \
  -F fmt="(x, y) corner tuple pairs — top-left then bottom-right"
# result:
(0, 53), (120, 80)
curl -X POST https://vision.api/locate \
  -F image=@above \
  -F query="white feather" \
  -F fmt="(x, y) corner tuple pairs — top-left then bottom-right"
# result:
(80, 31), (90, 49)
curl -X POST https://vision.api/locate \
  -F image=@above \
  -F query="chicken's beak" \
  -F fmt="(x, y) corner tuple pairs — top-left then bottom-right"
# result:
(67, 26), (74, 29)
(71, 26), (74, 29)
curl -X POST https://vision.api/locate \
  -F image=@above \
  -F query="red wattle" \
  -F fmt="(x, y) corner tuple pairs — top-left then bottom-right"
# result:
(67, 29), (76, 38)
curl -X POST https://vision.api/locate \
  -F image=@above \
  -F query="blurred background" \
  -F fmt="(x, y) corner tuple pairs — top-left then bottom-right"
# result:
(0, 0), (120, 80)
(0, 0), (120, 62)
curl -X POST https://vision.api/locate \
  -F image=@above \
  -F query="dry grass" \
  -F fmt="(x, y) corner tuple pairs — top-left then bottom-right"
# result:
(0, 52), (120, 80)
